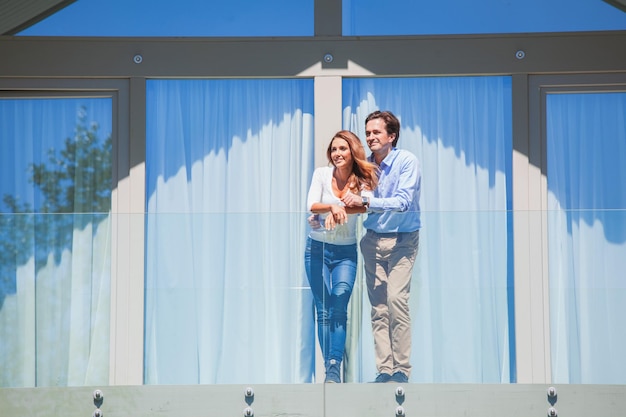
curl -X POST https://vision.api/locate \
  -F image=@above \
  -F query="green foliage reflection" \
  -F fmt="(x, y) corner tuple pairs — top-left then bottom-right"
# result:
(0, 107), (111, 307)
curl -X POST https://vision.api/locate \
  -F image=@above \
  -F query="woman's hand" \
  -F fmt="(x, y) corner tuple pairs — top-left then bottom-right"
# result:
(324, 213), (336, 230)
(328, 204), (347, 229)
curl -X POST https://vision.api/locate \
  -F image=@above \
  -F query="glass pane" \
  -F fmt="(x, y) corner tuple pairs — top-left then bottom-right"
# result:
(342, 76), (515, 383)
(0, 97), (112, 387)
(546, 92), (626, 383)
(18, 0), (314, 37)
(144, 79), (315, 384)
(344, 0), (626, 36)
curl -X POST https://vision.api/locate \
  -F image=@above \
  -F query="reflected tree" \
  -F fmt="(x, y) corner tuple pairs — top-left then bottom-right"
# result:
(0, 107), (111, 308)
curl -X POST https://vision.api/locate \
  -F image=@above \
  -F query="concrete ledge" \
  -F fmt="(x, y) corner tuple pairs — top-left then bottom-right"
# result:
(2, 383), (625, 417)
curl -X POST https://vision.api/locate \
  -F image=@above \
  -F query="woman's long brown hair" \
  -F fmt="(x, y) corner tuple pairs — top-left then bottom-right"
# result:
(327, 130), (378, 193)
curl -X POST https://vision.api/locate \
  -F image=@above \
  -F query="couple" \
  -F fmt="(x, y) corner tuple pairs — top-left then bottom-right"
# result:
(304, 110), (422, 384)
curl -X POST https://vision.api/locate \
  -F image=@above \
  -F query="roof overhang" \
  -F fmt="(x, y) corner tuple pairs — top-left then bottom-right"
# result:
(0, 0), (76, 35)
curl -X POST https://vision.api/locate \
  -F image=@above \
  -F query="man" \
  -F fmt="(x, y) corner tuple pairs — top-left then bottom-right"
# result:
(342, 110), (421, 383)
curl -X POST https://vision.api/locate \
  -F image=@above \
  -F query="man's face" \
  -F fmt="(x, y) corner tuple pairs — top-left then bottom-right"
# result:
(365, 118), (395, 155)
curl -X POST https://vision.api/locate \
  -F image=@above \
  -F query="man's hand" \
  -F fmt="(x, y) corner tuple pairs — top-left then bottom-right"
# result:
(308, 214), (321, 229)
(341, 190), (362, 208)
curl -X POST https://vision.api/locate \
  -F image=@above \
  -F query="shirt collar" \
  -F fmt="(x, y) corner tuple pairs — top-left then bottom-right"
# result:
(369, 147), (398, 167)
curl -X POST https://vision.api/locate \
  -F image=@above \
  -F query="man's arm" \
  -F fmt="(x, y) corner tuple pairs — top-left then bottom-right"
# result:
(342, 154), (420, 212)
(369, 156), (420, 212)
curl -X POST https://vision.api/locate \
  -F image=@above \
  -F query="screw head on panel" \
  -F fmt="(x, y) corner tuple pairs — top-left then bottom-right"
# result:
(515, 50), (526, 60)
(133, 54), (143, 64)
(93, 389), (103, 401)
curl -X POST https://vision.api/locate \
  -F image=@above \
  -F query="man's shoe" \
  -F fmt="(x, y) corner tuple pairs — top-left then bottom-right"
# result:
(371, 373), (392, 383)
(324, 359), (341, 383)
(390, 371), (409, 383)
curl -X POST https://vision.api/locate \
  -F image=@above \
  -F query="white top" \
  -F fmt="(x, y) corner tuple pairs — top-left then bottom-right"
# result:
(307, 166), (370, 245)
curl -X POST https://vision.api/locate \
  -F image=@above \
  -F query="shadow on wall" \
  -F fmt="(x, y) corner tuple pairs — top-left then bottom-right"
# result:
(546, 92), (626, 244)
(3, 80), (623, 311)
(344, 77), (626, 244)
(145, 78), (314, 192)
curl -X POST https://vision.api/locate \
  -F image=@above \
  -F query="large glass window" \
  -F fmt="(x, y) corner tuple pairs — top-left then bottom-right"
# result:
(17, 0), (626, 37)
(343, 0), (626, 36)
(342, 76), (514, 383)
(143, 76), (518, 384)
(144, 79), (315, 384)
(17, 0), (314, 37)
(0, 97), (112, 387)
(546, 91), (626, 383)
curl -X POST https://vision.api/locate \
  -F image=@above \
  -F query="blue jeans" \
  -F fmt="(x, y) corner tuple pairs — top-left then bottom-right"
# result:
(304, 237), (357, 364)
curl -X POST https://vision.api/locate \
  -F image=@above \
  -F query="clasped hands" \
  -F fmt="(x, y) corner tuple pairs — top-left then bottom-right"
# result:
(309, 191), (362, 230)
(341, 190), (362, 208)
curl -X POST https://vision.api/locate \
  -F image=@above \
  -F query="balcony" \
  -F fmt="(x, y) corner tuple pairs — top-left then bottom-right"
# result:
(2, 383), (626, 416)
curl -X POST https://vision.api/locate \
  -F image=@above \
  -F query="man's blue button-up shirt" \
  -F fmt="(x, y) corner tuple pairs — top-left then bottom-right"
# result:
(363, 148), (421, 233)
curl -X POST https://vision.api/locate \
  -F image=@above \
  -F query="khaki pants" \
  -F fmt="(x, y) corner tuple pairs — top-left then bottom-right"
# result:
(360, 229), (419, 376)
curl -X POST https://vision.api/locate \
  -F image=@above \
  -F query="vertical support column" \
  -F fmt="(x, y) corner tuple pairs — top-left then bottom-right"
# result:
(110, 77), (146, 385)
(314, 76), (343, 167)
(311, 75), (342, 381)
(512, 74), (551, 383)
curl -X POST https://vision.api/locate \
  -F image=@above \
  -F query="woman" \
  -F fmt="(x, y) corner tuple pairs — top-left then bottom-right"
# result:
(304, 130), (378, 383)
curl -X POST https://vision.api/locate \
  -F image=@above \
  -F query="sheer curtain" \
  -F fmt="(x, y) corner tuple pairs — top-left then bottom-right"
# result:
(342, 77), (513, 383)
(144, 79), (315, 384)
(546, 92), (626, 383)
(0, 98), (111, 387)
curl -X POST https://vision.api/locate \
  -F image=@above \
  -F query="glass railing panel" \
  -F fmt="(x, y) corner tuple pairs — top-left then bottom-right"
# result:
(4, 209), (625, 386)
(143, 211), (314, 384)
(547, 208), (626, 384)
(0, 212), (111, 388)
(144, 210), (515, 384)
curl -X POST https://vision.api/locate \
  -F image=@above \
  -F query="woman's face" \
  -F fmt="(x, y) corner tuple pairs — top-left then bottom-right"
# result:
(330, 138), (353, 169)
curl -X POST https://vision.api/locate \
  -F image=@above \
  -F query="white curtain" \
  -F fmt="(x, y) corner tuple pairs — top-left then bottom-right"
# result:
(342, 77), (513, 383)
(0, 98), (111, 387)
(144, 79), (315, 384)
(546, 92), (626, 383)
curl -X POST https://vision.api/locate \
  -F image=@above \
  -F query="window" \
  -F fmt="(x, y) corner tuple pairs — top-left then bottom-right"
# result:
(0, 96), (112, 387)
